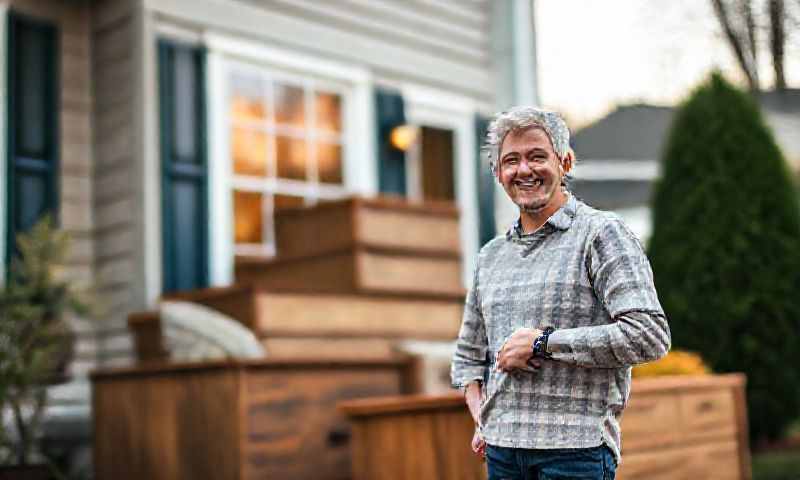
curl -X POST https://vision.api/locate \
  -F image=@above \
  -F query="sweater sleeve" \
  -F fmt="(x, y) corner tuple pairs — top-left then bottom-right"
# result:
(546, 218), (671, 367)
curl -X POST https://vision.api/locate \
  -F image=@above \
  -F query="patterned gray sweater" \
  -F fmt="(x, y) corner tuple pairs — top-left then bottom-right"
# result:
(451, 194), (671, 464)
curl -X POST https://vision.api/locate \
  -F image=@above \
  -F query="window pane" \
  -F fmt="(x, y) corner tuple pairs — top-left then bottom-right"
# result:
(274, 194), (305, 212)
(274, 83), (304, 128)
(233, 190), (263, 244)
(317, 142), (343, 185)
(230, 72), (266, 122)
(173, 49), (197, 160)
(276, 135), (307, 180)
(17, 25), (46, 157)
(316, 92), (341, 133)
(231, 127), (269, 177)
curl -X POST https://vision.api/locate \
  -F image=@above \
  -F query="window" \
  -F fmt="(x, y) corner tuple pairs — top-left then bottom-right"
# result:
(5, 12), (58, 266)
(228, 66), (347, 256)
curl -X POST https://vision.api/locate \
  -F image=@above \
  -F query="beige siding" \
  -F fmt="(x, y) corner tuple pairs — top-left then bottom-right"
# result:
(150, 0), (493, 100)
(7, 0), (98, 376)
(91, 0), (138, 367)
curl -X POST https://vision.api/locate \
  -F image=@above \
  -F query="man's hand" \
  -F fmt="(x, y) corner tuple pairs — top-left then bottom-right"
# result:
(471, 429), (486, 459)
(496, 327), (543, 372)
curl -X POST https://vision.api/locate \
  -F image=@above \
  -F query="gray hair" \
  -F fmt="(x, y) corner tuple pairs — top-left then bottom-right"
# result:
(484, 106), (571, 176)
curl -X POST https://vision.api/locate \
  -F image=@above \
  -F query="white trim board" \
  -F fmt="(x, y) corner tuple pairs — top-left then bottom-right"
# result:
(572, 159), (660, 181)
(402, 83), (479, 288)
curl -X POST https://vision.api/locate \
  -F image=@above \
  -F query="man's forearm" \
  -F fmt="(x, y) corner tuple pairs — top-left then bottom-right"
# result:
(546, 311), (671, 368)
(463, 381), (482, 425)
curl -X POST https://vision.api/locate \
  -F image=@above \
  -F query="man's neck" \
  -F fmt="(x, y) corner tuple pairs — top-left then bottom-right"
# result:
(519, 191), (568, 234)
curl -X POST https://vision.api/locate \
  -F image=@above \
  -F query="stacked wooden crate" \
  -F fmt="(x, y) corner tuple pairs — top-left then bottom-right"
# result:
(131, 196), (466, 363)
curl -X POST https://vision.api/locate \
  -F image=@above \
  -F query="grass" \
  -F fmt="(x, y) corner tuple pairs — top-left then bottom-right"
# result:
(752, 450), (800, 480)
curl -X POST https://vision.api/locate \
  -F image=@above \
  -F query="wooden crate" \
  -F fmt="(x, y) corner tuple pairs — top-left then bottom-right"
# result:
(235, 196), (465, 297)
(339, 374), (751, 480)
(92, 358), (417, 480)
(340, 394), (486, 480)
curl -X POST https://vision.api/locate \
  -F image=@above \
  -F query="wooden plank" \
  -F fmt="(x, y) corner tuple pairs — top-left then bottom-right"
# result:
(356, 205), (461, 254)
(359, 250), (463, 295)
(242, 365), (408, 479)
(93, 369), (242, 480)
(619, 391), (680, 451)
(236, 251), (357, 293)
(254, 291), (462, 339)
(261, 337), (398, 361)
(618, 440), (741, 480)
(678, 389), (738, 443)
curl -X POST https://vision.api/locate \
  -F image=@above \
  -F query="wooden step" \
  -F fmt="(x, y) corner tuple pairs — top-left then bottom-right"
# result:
(165, 284), (465, 341)
(236, 247), (465, 297)
(273, 196), (461, 260)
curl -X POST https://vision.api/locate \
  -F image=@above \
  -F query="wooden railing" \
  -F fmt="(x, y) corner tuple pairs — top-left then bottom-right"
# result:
(340, 374), (751, 480)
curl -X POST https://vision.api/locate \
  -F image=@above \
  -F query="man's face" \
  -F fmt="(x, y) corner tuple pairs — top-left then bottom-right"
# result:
(498, 127), (564, 213)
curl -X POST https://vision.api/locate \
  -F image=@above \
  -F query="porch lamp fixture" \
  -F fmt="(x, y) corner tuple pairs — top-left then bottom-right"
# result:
(389, 125), (419, 151)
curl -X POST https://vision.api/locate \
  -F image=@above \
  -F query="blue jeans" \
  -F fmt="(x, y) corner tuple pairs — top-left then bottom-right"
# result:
(485, 444), (616, 480)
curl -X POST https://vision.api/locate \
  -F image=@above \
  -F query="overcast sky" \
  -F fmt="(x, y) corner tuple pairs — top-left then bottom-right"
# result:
(535, 1), (800, 128)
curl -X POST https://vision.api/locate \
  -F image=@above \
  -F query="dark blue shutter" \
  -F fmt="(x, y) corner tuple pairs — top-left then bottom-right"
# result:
(5, 12), (59, 267)
(476, 115), (495, 247)
(375, 89), (406, 196)
(159, 40), (208, 293)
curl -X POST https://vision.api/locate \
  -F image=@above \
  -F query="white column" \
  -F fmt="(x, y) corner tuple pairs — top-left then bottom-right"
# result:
(491, 0), (542, 232)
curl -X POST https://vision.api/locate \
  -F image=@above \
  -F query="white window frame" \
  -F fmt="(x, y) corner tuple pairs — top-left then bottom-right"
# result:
(226, 62), (350, 257)
(204, 31), (373, 286)
(401, 83), (479, 287)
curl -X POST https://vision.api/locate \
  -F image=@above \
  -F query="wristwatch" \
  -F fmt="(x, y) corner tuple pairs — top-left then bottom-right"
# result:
(531, 327), (555, 359)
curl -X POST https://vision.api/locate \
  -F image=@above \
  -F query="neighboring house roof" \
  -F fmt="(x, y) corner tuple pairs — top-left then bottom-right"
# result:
(571, 105), (675, 161)
(571, 91), (800, 171)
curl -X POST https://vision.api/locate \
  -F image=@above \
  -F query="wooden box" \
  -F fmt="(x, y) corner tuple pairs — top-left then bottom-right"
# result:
(340, 374), (751, 480)
(92, 358), (417, 480)
(235, 197), (465, 297)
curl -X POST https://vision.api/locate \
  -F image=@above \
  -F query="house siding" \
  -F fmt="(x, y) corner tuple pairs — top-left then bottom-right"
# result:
(149, 0), (493, 101)
(91, 0), (138, 367)
(5, 0), (97, 377)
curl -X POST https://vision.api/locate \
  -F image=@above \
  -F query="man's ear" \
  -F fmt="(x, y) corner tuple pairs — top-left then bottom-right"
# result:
(561, 148), (575, 174)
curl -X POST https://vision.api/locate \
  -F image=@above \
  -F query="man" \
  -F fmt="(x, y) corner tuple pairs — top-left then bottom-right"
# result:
(451, 106), (671, 480)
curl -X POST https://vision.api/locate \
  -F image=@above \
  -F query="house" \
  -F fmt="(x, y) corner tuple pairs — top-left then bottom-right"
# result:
(569, 93), (800, 241)
(0, 0), (541, 472)
(0, 0), (544, 374)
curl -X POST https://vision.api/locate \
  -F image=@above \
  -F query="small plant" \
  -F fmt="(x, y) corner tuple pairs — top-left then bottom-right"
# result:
(632, 350), (711, 378)
(0, 216), (91, 466)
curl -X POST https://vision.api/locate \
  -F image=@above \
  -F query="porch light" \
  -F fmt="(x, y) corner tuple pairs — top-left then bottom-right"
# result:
(389, 125), (419, 151)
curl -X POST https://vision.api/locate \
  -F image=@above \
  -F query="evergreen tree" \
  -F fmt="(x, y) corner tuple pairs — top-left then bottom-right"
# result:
(649, 72), (800, 443)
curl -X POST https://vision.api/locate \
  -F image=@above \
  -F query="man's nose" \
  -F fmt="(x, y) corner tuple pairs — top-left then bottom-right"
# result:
(517, 159), (533, 175)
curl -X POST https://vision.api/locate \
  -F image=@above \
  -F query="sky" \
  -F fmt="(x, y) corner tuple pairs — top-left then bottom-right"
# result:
(534, 0), (800, 129)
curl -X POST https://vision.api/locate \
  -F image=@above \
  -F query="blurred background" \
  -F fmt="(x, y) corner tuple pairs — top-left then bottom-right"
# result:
(1, 1), (799, 479)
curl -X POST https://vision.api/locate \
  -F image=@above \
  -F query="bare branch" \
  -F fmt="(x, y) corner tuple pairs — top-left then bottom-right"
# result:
(711, 0), (760, 90)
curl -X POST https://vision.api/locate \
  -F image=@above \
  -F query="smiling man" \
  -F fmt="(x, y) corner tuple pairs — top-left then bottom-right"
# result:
(451, 107), (671, 480)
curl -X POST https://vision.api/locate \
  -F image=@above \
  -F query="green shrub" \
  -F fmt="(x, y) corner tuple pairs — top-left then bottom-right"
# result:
(648, 72), (800, 443)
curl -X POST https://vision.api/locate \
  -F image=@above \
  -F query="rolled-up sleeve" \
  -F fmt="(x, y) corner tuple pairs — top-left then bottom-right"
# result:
(451, 266), (489, 389)
(547, 218), (671, 367)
